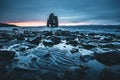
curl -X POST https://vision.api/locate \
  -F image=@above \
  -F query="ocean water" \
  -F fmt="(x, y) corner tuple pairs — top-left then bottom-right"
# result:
(0, 25), (120, 35)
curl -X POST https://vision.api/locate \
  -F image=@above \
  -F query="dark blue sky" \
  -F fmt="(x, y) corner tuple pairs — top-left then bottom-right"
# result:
(0, 0), (120, 26)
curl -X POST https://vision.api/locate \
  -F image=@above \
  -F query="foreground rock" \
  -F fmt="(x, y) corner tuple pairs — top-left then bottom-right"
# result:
(28, 36), (42, 45)
(0, 50), (15, 64)
(10, 67), (41, 80)
(64, 66), (85, 80)
(0, 50), (15, 80)
(100, 65), (120, 80)
(95, 51), (120, 66)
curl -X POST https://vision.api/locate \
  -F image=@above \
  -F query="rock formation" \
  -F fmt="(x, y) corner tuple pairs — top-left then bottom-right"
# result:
(47, 13), (58, 27)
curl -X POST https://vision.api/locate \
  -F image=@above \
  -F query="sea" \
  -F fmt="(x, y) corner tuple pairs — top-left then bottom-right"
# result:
(0, 25), (120, 35)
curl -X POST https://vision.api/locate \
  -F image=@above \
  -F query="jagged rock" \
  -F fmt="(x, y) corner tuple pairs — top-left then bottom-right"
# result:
(50, 36), (61, 45)
(0, 44), (3, 48)
(66, 35), (77, 41)
(64, 66), (85, 80)
(100, 37), (113, 42)
(80, 54), (95, 62)
(16, 34), (25, 40)
(0, 33), (13, 40)
(41, 71), (61, 80)
(10, 67), (40, 80)
(20, 47), (26, 51)
(100, 65), (120, 80)
(82, 43), (96, 50)
(43, 39), (54, 47)
(95, 51), (120, 66)
(0, 66), (10, 80)
(47, 13), (58, 27)
(42, 31), (53, 36)
(66, 40), (78, 46)
(0, 50), (15, 63)
(23, 30), (37, 37)
(43, 53), (51, 58)
(9, 43), (36, 51)
(88, 32), (96, 36)
(70, 48), (79, 53)
(29, 37), (42, 45)
(55, 30), (70, 36)
(99, 43), (118, 48)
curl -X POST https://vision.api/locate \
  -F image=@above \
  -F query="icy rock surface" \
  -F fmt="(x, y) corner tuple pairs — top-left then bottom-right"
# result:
(0, 26), (120, 80)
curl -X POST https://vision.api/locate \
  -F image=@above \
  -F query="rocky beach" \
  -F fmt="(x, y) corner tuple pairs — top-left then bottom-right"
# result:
(0, 25), (120, 80)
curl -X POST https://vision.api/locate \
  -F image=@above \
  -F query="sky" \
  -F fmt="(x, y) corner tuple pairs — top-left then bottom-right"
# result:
(0, 0), (120, 26)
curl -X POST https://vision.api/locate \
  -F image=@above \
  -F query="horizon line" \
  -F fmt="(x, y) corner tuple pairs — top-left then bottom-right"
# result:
(1, 21), (120, 27)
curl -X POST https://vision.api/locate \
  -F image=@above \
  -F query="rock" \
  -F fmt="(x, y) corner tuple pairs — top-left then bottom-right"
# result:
(95, 51), (120, 66)
(41, 71), (61, 80)
(42, 31), (53, 36)
(99, 43), (117, 48)
(100, 65), (120, 80)
(66, 40), (78, 46)
(101, 37), (113, 42)
(64, 66), (85, 80)
(29, 37), (42, 45)
(50, 36), (61, 45)
(80, 54), (95, 62)
(88, 32), (96, 36)
(43, 53), (51, 58)
(9, 44), (35, 51)
(20, 47), (26, 51)
(104, 37), (113, 41)
(43, 39), (54, 47)
(15, 33), (25, 40)
(0, 44), (3, 48)
(0, 66), (10, 80)
(10, 67), (40, 80)
(31, 57), (37, 62)
(66, 35), (77, 41)
(1, 32), (13, 40)
(82, 43), (96, 50)
(0, 50), (15, 63)
(24, 30), (37, 37)
(47, 13), (58, 27)
(55, 30), (70, 36)
(70, 48), (79, 53)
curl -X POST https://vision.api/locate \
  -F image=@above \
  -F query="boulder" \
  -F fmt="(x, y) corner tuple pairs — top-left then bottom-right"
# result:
(1, 33), (13, 40)
(0, 44), (3, 48)
(99, 43), (117, 48)
(66, 35), (77, 41)
(50, 36), (61, 45)
(0, 50), (15, 63)
(80, 54), (95, 62)
(0, 66), (10, 80)
(64, 66), (85, 80)
(70, 48), (79, 53)
(29, 37), (42, 45)
(55, 30), (70, 36)
(95, 51), (120, 66)
(41, 70), (62, 80)
(10, 67), (40, 80)
(100, 65), (120, 80)
(66, 40), (78, 47)
(43, 39), (54, 47)
(82, 43), (96, 50)
(16, 34), (25, 40)
(42, 31), (53, 36)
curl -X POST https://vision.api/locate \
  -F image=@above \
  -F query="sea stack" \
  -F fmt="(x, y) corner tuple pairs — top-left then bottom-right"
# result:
(47, 13), (58, 27)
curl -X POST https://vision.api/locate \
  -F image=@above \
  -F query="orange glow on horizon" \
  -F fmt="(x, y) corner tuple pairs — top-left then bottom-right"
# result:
(8, 21), (92, 26)
(8, 21), (46, 26)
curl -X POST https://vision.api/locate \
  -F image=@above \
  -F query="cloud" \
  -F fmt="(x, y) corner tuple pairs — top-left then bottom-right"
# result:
(0, 0), (120, 25)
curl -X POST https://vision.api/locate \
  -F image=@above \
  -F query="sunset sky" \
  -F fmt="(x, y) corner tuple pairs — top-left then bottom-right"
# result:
(0, 0), (120, 26)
